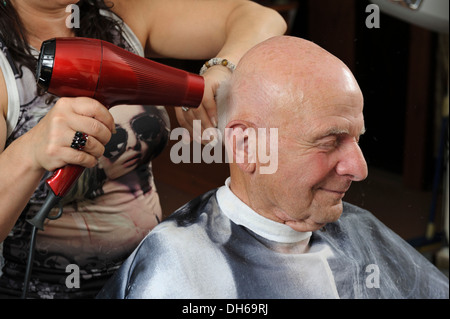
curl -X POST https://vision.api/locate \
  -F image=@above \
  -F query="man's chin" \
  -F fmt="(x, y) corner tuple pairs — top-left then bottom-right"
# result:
(285, 220), (327, 233)
(286, 204), (343, 232)
(323, 202), (344, 224)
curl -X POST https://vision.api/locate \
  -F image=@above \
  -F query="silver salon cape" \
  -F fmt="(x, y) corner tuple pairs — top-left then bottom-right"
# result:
(98, 179), (449, 299)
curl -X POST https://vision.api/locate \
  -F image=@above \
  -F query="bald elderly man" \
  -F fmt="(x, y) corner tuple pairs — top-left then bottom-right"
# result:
(98, 36), (449, 299)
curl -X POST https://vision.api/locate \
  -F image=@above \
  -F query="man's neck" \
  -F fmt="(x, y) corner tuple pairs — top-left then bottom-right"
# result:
(229, 173), (282, 225)
(219, 177), (312, 250)
(12, 0), (75, 50)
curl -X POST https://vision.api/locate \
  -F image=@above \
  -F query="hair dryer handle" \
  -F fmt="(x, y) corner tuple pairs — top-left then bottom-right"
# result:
(46, 165), (85, 197)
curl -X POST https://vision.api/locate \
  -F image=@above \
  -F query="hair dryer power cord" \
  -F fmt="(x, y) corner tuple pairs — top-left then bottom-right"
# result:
(21, 192), (62, 299)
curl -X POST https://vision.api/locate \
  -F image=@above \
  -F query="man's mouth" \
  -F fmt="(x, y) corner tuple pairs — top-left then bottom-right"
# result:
(319, 186), (350, 198)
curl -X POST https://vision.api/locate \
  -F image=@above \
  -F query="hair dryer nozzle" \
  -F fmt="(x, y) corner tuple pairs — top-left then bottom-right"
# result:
(183, 74), (205, 107)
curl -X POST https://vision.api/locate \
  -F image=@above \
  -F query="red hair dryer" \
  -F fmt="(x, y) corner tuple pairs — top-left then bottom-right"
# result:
(29, 37), (204, 229)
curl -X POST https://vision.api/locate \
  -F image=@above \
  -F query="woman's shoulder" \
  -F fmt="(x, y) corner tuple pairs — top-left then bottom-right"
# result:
(109, 0), (151, 52)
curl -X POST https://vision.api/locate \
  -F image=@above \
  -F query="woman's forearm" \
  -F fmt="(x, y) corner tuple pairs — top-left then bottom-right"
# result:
(0, 133), (46, 242)
(215, 1), (287, 64)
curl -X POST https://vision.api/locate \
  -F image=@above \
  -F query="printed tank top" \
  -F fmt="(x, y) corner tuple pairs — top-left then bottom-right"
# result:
(0, 10), (170, 299)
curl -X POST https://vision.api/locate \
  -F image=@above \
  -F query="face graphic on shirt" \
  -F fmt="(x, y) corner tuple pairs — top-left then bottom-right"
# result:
(99, 104), (168, 180)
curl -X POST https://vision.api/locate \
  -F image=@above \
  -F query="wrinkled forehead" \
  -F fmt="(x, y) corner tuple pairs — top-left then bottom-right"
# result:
(282, 88), (366, 142)
(265, 75), (365, 140)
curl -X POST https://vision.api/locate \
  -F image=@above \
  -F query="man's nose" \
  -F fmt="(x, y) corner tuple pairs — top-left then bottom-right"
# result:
(335, 141), (368, 182)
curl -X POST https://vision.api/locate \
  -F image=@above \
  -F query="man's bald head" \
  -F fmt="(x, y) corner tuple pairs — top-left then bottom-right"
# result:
(217, 36), (361, 132)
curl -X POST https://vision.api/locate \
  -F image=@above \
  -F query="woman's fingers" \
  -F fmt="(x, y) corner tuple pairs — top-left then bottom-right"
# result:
(66, 97), (116, 134)
(66, 130), (105, 160)
(175, 66), (230, 144)
(70, 113), (112, 146)
(29, 97), (114, 171)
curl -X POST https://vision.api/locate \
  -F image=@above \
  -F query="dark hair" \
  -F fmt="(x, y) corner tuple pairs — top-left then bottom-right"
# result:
(0, 0), (124, 74)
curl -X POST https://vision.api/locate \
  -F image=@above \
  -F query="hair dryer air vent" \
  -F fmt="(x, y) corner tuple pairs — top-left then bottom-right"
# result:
(36, 39), (56, 92)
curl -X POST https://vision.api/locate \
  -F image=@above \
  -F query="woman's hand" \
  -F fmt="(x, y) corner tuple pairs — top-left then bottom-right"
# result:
(175, 66), (231, 143)
(28, 97), (115, 172)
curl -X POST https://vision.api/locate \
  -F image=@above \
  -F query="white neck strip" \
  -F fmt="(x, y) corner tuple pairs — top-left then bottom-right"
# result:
(216, 178), (312, 244)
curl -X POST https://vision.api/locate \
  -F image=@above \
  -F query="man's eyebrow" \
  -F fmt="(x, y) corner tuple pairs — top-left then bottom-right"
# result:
(319, 126), (366, 139)
(359, 126), (366, 136)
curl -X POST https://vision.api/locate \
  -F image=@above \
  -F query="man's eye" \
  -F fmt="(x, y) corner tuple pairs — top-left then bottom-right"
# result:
(318, 137), (338, 149)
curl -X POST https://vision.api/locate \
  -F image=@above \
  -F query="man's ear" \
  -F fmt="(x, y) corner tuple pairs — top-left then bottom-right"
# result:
(224, 120), (257, 174)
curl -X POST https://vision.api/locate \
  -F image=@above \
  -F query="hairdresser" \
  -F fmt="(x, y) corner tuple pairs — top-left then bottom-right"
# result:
(0, 0), (286, 298)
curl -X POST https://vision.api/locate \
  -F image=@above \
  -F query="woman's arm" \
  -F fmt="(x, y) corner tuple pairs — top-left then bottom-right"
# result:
(0, 67), (116, 242)
(0, 116), (45, 242)
(116, 0), (286, 61)
(0, 67), (44, 241)
(114, 0), (287, 136)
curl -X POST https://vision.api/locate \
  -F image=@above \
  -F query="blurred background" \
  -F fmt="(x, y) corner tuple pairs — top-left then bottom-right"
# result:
(152, 0), (449, 275)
